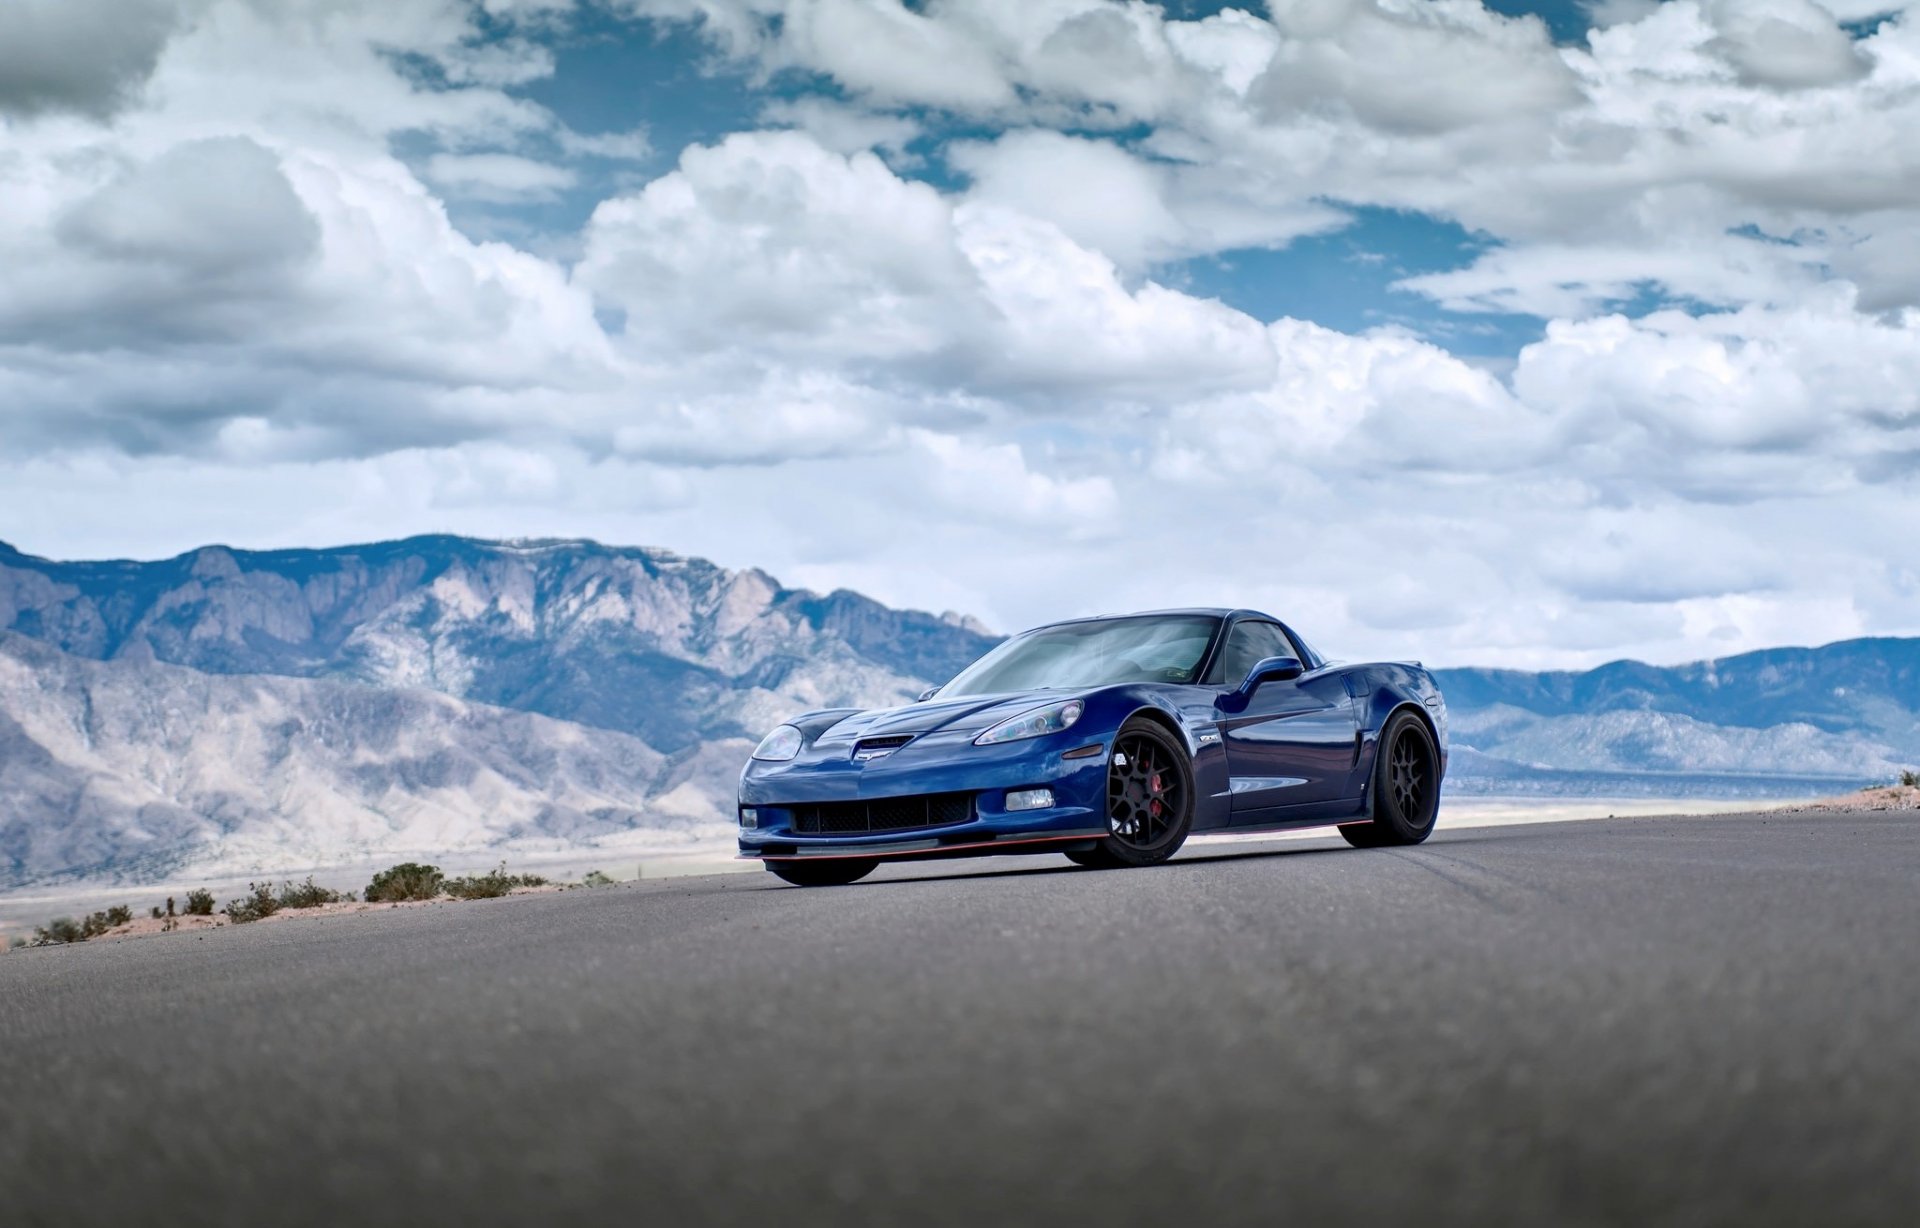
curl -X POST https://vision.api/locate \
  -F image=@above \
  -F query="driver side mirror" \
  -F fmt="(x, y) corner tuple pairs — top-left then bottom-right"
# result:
(915, 686), (940, 703)
(1215, 655), (1304, 713)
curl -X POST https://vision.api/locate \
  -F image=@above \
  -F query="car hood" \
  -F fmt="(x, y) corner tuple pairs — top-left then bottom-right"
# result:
(816, 690), (1070, 742)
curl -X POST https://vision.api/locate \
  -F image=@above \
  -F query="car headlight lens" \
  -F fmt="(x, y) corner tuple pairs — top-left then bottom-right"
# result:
(974, 699), (1084, 746)
(751, 724), (804, 762)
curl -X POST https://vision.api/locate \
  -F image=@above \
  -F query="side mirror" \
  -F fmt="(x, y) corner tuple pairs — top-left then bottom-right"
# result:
(915, 686), (940, 703)
(1216, 656), (1304, 712)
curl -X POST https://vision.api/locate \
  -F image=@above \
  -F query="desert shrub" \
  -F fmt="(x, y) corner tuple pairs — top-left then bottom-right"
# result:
(1902, 769), (1919, 788)
(365, 862), (444, 902)
(444, 863), (549, 900)
(223, 882), (280, 924)
(150, 906), (163, 920)
(276, 877), (348, 909)
(183, 888), (215, 916)
(7, 935), (24, 950)
(580, 869), (615, 888)
(27, 906), (130, 945)
(33, 917), (86, 945)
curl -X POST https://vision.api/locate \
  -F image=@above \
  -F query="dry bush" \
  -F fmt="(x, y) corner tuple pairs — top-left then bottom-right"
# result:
(277, 877), (350, 909)
(32, 917), (86, 945)
(184, 889), (216, 916)
(365, 862), (444, 902)
(223, 883), (280, 924)
(31, 905), (133, 945)
(444, 864), (549, 900)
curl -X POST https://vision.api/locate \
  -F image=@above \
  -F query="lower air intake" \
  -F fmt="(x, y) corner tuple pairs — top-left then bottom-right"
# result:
(791, 793), (974, 835)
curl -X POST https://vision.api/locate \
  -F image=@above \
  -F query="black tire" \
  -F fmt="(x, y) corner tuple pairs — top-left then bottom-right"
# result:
(1339, 710), (1440, 849)
(1069, 718), (1195, 869)
(766, 858), (877, 887)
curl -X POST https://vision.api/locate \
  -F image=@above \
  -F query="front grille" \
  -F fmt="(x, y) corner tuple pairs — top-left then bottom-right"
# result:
(791, 793), (974, 835)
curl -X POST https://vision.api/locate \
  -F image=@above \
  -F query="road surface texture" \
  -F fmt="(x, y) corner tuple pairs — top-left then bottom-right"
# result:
(4, 809), (1918, 1227)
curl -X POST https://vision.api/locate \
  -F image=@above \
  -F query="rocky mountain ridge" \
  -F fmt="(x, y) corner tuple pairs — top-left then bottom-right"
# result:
(1432, 638), (1920, 792)
(1, 534), (1914, 886)
(0, 630), (751, 889)
(0, 535), (999, 750)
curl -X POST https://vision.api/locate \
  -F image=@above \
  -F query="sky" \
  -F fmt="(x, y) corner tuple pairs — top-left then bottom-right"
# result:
(2, 0), (1919, 670)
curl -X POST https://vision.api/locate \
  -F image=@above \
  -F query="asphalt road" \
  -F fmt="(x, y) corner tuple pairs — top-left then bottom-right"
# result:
(4, 809), (1919, 1227)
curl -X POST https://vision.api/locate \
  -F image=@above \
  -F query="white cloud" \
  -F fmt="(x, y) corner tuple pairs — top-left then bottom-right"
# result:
(1251, 0), (1580, 134)
(426, 152), (580, 201)
(759, 97), (919, 157)
(2, 0), (1920, 672)
(1511, 293), (1920, 493)
(1703, 0), (1870, 89)
(577, 131), (980, 366)
(0, 0), (183, 118)
(577, 130), (1278, 403)
(949, 129), (1343, 270)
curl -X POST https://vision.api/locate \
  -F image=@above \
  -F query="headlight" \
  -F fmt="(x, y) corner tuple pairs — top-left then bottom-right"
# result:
(974, 699), (1084, 746)
(751, 724), (804, 761)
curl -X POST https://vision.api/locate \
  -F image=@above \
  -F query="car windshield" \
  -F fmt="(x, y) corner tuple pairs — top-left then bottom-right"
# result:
(938, 616), (1222, 697)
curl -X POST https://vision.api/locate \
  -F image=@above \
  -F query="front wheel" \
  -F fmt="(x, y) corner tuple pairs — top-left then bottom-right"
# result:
(766, 858), (877, 887)
(1068, 718), (1195, 869)
(1339, 711), (1440, 849)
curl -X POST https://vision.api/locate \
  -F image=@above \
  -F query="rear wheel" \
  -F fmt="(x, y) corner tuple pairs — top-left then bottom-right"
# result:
(766, 858), (877, 887)
(1068, 719), (1194, 869)
(1339, 711), (1440, 849)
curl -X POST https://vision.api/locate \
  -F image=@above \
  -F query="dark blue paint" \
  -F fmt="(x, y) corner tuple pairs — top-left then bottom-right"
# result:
(738, 609), (1448, 863)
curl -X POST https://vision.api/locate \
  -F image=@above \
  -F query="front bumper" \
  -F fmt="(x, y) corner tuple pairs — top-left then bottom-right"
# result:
(737, 729), (1111, 861)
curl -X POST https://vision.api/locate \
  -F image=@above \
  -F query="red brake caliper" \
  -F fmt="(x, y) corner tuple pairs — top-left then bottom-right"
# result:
(1149, 773), (1163, 817)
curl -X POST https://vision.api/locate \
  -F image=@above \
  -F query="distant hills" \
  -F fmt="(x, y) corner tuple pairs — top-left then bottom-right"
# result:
(0, 535), (995, 751)
(1434, 640), (1920, 796)
(0, 534), (1912, 885)
(0, 535), (993, 886)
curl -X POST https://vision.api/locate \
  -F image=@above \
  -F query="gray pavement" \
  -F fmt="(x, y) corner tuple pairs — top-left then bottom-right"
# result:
(3, 809), (1918, 1226)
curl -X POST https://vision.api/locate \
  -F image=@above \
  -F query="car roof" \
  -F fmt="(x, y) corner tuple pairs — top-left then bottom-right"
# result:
(1034, 607), (1271, 627)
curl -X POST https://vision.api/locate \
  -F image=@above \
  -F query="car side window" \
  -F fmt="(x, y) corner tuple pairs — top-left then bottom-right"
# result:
(1207, 621), (1296, 686)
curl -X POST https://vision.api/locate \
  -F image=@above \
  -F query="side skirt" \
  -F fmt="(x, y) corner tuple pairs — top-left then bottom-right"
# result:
(1229, 796), (1370, 835)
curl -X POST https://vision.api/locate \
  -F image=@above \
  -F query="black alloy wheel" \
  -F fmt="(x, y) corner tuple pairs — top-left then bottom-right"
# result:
(1067, 718), (1195, 869)
(767, 858), (878, 887)
(1339, 711), (1440, 849)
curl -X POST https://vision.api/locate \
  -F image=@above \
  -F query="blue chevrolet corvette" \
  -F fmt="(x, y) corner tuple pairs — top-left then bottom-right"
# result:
(739, 609), (1447, 886)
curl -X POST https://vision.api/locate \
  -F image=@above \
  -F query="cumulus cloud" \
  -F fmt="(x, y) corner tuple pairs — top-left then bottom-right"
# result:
(949, 129), (1343, 270)
(633, 1), (1920, 312)
(60, 137), (320, 272)
(758, 97), (919, 157)
(1251, 0), (1580, 134)
(1703, 0), (1870, 89)
(425, 152), (580, 201)
(0, 0), (182, 118)
(1512, 294), (1920, 493)
(578, 130), (1277, 404)
(2, 0), (1919, 669)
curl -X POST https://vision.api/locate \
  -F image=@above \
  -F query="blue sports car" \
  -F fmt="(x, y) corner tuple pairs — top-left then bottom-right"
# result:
(738, 609), (1447, 886)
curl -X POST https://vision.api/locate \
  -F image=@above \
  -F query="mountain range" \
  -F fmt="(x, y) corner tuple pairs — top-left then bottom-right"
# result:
(0, 535), (1913, 887)
(1433, 639), (1920, 797)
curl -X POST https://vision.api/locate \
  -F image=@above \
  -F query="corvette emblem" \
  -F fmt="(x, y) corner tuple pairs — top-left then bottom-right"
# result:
(852, 747), (896, 762)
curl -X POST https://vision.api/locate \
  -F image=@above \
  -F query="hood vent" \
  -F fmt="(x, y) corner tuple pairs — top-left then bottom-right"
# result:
(852, 735), (915, 761)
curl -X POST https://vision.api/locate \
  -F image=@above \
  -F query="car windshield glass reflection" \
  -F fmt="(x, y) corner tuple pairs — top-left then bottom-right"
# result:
(939, 616), (1221, 696)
